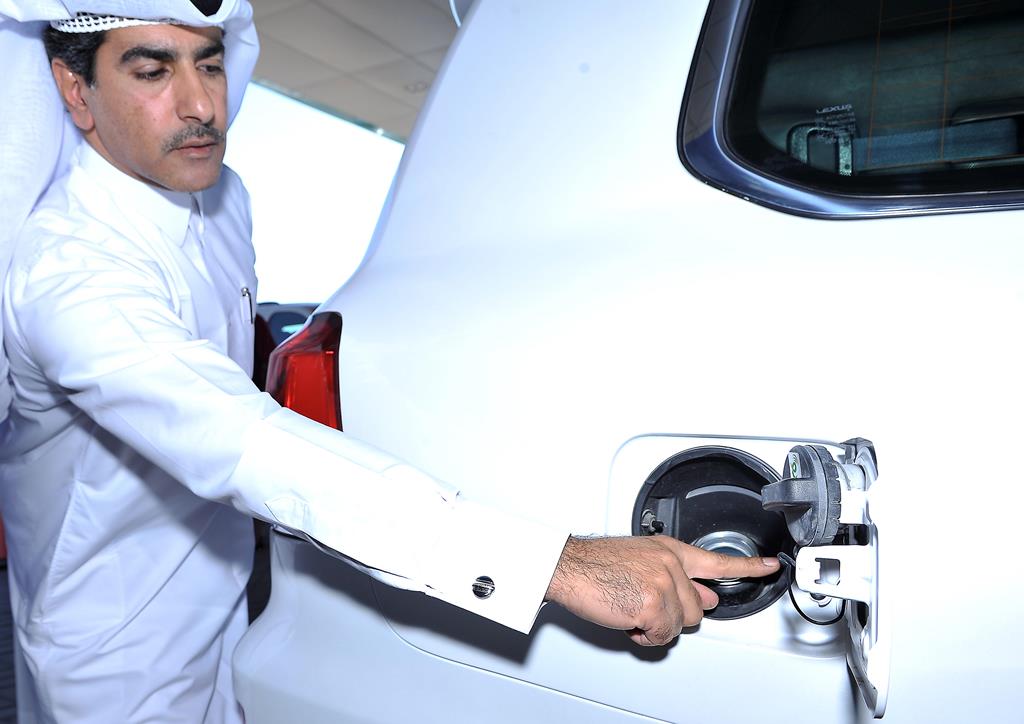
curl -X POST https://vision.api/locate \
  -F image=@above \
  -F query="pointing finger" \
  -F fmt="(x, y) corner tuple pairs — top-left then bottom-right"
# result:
(684, 548), (780, 581)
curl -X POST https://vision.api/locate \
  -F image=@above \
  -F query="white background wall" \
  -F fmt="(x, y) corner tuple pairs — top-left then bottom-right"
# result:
(225, 83), (405, 304)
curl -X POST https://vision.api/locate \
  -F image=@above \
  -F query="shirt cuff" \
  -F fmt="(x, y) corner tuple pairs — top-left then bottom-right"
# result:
(413, 496), (571, 634)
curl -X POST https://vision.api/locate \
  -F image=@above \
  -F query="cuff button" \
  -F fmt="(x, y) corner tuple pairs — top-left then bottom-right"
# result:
(472, 576), (495, 599)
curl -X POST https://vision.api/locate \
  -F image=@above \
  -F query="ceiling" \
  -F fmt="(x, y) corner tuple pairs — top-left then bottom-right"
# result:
(250, 0), (460, 140)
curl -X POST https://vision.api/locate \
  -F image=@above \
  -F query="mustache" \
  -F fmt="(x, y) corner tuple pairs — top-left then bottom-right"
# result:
(163, 125), (225, 153)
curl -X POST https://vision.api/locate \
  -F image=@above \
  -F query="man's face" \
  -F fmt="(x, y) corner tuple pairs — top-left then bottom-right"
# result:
(78, 24), (228, 193)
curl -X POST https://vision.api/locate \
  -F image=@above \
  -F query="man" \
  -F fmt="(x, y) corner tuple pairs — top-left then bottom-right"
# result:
(0, 2), (780, 722)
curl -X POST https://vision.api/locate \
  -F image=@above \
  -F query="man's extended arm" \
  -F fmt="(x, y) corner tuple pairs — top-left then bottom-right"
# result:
(7, 216), (776, 643)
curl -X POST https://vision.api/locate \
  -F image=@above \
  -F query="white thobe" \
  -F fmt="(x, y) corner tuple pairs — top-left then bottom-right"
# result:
(0, 143), (569, 723)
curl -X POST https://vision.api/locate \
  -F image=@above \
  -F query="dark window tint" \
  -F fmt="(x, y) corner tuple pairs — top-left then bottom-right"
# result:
(727, 0), (1024, 196)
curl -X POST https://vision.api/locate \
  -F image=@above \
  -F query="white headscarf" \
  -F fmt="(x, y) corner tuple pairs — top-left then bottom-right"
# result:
(0, 1), (259, 420)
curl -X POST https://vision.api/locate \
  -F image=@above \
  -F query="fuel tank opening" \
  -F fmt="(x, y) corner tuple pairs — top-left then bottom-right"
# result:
(631, 446), (793, 620)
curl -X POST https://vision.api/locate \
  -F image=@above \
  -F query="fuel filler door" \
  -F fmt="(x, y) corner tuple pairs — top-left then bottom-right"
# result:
(762, 438), (889, 717)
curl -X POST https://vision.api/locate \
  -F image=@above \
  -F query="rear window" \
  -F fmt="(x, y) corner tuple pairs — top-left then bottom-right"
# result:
(727, 0), (1024, 197)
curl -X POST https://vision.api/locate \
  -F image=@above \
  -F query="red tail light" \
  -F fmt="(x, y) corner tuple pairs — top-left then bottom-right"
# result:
(265, 312), (343, 430)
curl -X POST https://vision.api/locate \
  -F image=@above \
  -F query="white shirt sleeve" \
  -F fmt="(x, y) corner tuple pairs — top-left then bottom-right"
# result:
(6, 231), (570, 633)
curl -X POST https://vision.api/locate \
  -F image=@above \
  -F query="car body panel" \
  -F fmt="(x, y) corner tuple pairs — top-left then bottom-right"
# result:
(235, 1), (1024, 721)
(234, 532), (663, 724)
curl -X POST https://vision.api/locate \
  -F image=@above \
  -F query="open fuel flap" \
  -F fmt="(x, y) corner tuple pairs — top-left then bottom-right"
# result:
(630, 436), (889, 718)
(761, 438), (889, 718)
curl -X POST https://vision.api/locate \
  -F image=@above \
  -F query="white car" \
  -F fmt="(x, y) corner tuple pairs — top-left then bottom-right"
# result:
(233, 1), (1024, 721)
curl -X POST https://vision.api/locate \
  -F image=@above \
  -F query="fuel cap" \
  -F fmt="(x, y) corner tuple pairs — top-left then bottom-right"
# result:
(760, 445), (842, 547)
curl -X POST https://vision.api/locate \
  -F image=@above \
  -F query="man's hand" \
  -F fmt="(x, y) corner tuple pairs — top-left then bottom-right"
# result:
(545, 535), (780, 646)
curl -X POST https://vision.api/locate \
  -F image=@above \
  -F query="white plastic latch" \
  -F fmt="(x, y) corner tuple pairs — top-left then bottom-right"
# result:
(794, 543), (873, 603)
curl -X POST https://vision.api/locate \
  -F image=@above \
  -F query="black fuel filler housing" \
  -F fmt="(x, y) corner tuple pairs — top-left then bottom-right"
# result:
(632, 446), (793, 620)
